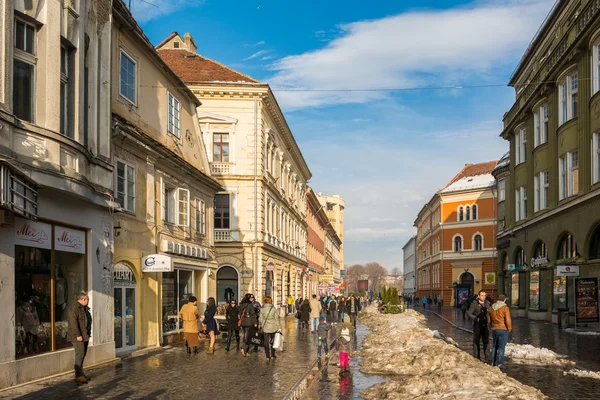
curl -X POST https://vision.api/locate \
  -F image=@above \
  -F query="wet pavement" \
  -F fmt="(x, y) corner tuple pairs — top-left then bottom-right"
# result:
(417, 306), (600, 399)
(0, 315), (334, 400)
(300, 321), (385, 400)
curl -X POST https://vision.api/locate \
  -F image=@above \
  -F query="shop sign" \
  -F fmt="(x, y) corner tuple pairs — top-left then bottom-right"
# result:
(55, 226), (85, 254)
(485, 273), (496, 285)
(266, 263), (274, 272)
(319, 274), (333, 283)
(574, 277), (600, 324)
(557, 265), (580, 277)
(14, 218), (51, 249)
(507, 264), (516, 272)
(531, 256), (549, 268)
(114, 264), (136, 286)
(142, 254), (173, 272)
(318, 282), (329, 289)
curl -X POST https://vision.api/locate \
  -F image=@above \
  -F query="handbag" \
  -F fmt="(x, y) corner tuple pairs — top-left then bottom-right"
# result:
(238, 309), (245, 328)
(273, 331), (284, 351)
(295, 310), (301, 319)
(246, 325), (264, 346)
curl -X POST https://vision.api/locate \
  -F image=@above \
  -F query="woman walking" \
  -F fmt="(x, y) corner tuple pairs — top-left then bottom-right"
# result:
(225, 299), (241, 352)
(338, 297), (346, 323)
(300, 298), (311, 329)
(179, 296), (200, 354)
(239, 293), (258, 356)
(259, 296), (281, 364)
(202, 297), (219, 353)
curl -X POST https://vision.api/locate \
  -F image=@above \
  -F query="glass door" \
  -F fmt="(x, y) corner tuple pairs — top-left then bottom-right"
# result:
(114, 287), (136, 351)
(114, 288), (123, 349)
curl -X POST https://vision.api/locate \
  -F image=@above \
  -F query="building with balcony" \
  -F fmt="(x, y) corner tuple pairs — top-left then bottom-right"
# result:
(110, 1), (221, 351)
(496, 0), (600, 324)
(0, 0), (115, 387)
(317, 193), (345, 284)
(414, 162), (498, 307)
(403, 236), (417, 297)
(157, 32), (311, 307)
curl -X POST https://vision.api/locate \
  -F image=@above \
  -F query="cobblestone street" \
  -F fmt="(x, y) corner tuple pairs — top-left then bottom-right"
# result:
(418, 306), (600, 399)
(0, 316), (329, 400)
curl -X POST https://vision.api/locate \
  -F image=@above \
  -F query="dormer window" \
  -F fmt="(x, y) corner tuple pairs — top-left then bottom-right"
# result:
(174, 42), (180, 48)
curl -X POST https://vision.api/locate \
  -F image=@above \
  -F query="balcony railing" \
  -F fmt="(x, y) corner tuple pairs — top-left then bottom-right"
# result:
(214, 229), (231, 242)
(210, 163), (231, 175)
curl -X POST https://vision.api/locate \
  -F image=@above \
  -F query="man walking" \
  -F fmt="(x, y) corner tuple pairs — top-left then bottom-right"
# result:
(347, 295), (361, 328)
(287, 295), (294, 315)
(67, 292), (92, 383)
(488, 294), (512, 368)
(295, 295), (303, 313)
(309, 294), (321, 332)
(468, 290), (491, 362)
(328, 296), (338, 324)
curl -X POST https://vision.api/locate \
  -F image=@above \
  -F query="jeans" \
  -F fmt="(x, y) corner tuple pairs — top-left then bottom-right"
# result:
(288, 304), (293, 314)
(263, 332), (276, 358)
(311, 317), (319, 332)
(317, 338), (329, 356)
(491, 329), (509, 366)
(349, 314), (357, 327)
(339, 311), (345, 323)
(73, 341), (89, 377)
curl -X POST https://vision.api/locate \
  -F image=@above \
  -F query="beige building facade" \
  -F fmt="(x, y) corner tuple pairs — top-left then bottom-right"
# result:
(318, 193), (345, 288)
(158, 32), (312, 308)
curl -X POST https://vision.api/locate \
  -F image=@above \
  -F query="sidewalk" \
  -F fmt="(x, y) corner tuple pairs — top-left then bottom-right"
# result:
(0, 316), (333, 400)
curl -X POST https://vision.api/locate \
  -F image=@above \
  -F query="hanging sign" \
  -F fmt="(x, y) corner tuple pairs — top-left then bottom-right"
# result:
(55, 226), (85, 254)
(142, 254), (173, 272)
(14, 218), (51, 249)
(557, 265), (579, 277)
(574, 277), (600, 324)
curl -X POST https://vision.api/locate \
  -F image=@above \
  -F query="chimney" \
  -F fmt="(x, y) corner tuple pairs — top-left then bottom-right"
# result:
(183, 32), (197, 53)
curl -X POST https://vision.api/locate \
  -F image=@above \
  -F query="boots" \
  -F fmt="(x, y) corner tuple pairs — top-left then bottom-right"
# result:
(483, 347), (489, 363)
(473, 343), (480, 360)
(225, 334), (232, 352)
(193, 347), (199, 354)
(187, 347), (191, 354)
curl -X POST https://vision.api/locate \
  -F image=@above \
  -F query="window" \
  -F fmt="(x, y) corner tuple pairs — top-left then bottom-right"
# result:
(174, 42), (180, 48)
(515, 247), (525, 269)
(163, 184), (189, 226)
(196, 199), (206, 235)
(594, 42), (600, 94)
(533, 241), (547, 260)
(60, 46), (72, 137)
(557, 233), (578, 260)
(466, 206), (471, 221)
(534, 104), (548, 147)
(472, 204), (478, 220)
(515, 186), (527, 221)
(454, 236), (462, 252)
(214, 194), (230, 229)
(589, 224), (600, 260)
(177, 189), (189, 226)
(559, 151), (579, 200)
(473, 234), (483, 251)
(167, 93), (181, 138)
(593, 133), (600, 184)
(498, 179), (506, 202)
(533, 171), (548, 212)
(115, 160), (135, 213)
(515, 127), (527, 164)
(119, 50), (136, 104)
(213, 134), (230, 162)
(13, 19), (37, 122)
(558, 72), (578, 125)
(458, 206), (464, 221)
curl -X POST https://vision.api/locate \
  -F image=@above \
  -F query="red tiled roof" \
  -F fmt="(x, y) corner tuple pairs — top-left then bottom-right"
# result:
(443, 160), (499, 189)
(157, 49), (260, 84)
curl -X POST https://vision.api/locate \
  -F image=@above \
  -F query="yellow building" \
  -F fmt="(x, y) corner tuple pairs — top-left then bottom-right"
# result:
(111, 4), (221, 352)
(158, 32), (311, 308)
(317, 194), (345, 287)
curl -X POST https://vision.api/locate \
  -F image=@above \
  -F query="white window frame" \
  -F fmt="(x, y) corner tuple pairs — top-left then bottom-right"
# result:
(498, 179), (506, 202)
(196, 198), (206, 235)
(13, 18), (37, 123)
(453, 234), (463, 252)
(177, 188), (190, 227)
(119, 49), (137, 105)
(594, 40), (600, 94)
(533, 104), (548, 147)
(516, 186), (527, 221)
(168, 92), (181, 138)
(515, 127), (527, 165)
(115, 159), (136, 213)
(471, 204), (478, 220)
(534, 171), (549, 212)
(593, 132), (600, 184)
(559, 71), (578, 125)
(570, 151), (579, 197)
(472, 233), (483, 251)
(559, 151), (579, 200)
(161, 179), (189, 226)
(60, 45), (70, 137)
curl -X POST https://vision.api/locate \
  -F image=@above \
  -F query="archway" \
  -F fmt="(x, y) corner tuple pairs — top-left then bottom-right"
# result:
(217, 266), (239, 304)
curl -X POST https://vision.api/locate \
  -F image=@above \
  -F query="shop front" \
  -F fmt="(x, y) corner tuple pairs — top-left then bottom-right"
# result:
(113, 263), (137, 353)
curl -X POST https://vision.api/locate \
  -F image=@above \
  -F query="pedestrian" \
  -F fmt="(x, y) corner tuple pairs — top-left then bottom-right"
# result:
(422, 297), (427, 308)
(427, 295), (432, 310)
(259, 296), (281, 364)
(317, 315), (330, 357)
(225, 299), (241, 352)
(309, 294), (321, 332)
(433, 294), (438, 305)
(300, 298), (311, 329)
(67, 292), (92, 383)
(460, 297), (469, 319)
(179, 295), (200, 354)
(202, 297), (219, 353)
(338, 296), (346, 323)
(347, 295), (360, 328)
(287, 295), (294, 315)
(488, 294), (512, 369)
(329, 296), (338, 324)
(468, 290), (491, 362)
(239, 293), (258, 357)
(295, 295), (303, 313)
(437, 297), (443, 313)
(337, 327), (353, 374)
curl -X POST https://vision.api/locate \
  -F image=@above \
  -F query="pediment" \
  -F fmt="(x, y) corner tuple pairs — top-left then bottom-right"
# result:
(197, 112), (237, 124)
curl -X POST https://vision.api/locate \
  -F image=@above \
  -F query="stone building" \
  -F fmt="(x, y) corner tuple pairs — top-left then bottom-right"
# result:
(0, 0), (115, 387)
(110, 1), (221, 352)
(495, 0), (600, 323)
(157, 32), (311, 307)
(415, 162), (498, 307)
(317, 193), (345, 287)
(403, 236), (417, 297)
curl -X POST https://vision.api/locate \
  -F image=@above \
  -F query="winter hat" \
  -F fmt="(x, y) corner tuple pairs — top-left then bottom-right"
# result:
(319, 316), (326, 322)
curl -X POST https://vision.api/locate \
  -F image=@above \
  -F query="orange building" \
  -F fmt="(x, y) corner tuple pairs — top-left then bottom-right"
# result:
(414, 161), (498, 306)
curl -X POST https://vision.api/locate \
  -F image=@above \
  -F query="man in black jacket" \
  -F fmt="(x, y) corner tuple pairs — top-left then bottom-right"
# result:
(67, 292), (92, 383)
(328, 297), (338, 325)
(468, 290), (491, 362)
(347, 295), (361, 328)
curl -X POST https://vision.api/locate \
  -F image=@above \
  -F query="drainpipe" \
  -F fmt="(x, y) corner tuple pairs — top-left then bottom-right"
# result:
(253, 95), (259, 296)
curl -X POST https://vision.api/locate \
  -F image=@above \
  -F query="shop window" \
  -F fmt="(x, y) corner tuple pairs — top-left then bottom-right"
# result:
(590, 224), (600, 260)
(557, 232), (579, 260)
(529, 270), (540, 310)
(162, 269), (195, 335)
(553, 271), (567, 312)
(511, 273), (519, 307)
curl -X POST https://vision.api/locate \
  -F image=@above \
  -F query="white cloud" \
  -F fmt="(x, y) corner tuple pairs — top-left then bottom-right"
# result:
(131, 0), (204, 23)
(345, 227), (412, 241)
(268, 0), (554, 109)
(244, 49), (271, 61)
(368, 217), (396, 223)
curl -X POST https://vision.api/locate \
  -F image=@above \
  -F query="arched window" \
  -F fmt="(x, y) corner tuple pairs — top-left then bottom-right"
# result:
(472, 204), (478, 220)
(458, 206), (464, 221)
(533, 241), (547, 259)
(466, 206), (471, 220)
(515, 247), (525, 269)
(454, 236), (462, 252)
(474, 234), (483, 251)
(590, 224), (600, 260)
(557, 233), (579, 259)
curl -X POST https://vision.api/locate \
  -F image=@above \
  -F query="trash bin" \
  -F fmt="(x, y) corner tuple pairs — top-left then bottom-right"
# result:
(557, 307), (570, 329)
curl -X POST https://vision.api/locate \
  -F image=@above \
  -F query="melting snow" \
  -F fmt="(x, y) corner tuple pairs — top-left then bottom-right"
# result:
(504, 343), (572, 366)
(441, 173), (495, 193)
(564, 328), (600, 336)
(564, 369), (600, 380)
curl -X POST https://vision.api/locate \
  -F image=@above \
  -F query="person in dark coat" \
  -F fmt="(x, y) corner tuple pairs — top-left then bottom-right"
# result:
(225, 299), (241, 352)
(239, 293), (258, 356)
(67, 292), (92, 383)
(468, 290), (492, 361)
(202, 297), (219, 353)
(300, 298), (311, 329)
(338, 297), (346, 323)
(347, 296), (361, 328)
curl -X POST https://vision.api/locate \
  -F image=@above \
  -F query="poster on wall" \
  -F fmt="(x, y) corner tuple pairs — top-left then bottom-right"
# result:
(574, 277), (600, 324)
(457, 288), (470, 306)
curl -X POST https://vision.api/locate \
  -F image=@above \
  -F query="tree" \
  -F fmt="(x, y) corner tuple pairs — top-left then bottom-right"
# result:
(344, 264), (366, 294)
(391, 288), (399, 305)
(391, 267), (401, 277)
(365, 261), (387, 292)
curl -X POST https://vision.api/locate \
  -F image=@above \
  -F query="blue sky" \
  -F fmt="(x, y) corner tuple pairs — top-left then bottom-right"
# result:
(136, 0), (556, 272)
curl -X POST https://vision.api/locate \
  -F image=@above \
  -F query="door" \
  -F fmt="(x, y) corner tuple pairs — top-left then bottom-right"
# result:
(114, 264), (137, 352)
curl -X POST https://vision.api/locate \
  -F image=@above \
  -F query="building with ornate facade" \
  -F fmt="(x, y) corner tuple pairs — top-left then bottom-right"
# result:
(317, 193), (345, 286)
(415, 162), (498, 307)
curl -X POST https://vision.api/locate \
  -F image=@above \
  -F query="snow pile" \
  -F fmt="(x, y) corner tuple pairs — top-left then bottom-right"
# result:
(505, 343), (572, 366)
(564, 369), (600, 380)
(359, 307), (545, 400)
(564, 328), (600, 336)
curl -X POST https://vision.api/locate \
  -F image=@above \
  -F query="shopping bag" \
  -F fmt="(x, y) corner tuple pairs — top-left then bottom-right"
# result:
(273, 332), (284, 351)
(246, 326), (264, 346)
